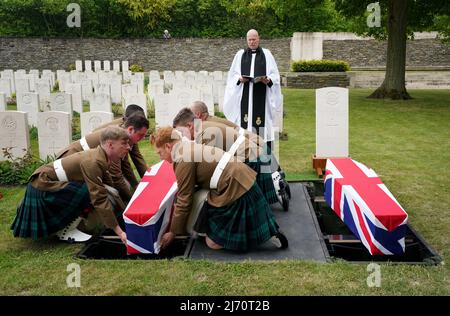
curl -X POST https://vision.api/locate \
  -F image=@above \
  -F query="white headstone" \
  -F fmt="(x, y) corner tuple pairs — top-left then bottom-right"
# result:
(0, 79), (12, 98)
(41, 70), (55, 88)
(50, 93), (73, 119)
(124, 94), (148, 118)
(149, 70), (160, 81)
(94, 83), (111, 96)
(200, 91), (214, 116)
(121, 84), (138, 101)
(0, 111), (30, 160)
(86, 71), (99, 87)
(16, 92), (39, 126)
(171, 88), (200, 108)
(275, 94), (284, 133)
(154, 94), (172, 128)
(122, 71), (132, 82)
(15, 78), (30, 94)
(1, 70), (15, 93)
(85, 60), (93, 72)
(58, 72), (72, 92)
(130, 73), (145, 94)
(81, 79), (93, 101)
(103, 60), (111, 72)
(94, 60), (102, 72)
(217, 85), (226, 112)
(80, 111), (114, 137)
(71, 71), (86, 84)
(109, 76), (122, 104)
(316, 87), (348, 157)
(122, 61), (129, 72)
(113, 60), (121, 72)
(148, 80), (165, 101)
(175, 71), (185, 80)
(89, 93), (112, 112)
(35, 79), (51, 109)
(212, 71), (223, 81)
(65, 83), (83, 113)
(75, 60), (83, 71)
(0, 93), (6, 111)
(37, 111), (71, 160)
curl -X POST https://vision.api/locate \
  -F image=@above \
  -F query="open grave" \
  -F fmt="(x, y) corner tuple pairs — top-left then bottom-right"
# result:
(77, 181), (441, 265)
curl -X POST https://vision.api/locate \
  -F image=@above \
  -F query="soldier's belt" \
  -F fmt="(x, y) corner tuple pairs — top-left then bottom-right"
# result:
(53, 159), (69, 182)
(80, 137), (90, 151)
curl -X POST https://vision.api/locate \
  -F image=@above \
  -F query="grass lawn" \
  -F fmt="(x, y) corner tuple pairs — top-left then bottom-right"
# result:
(0, 89), (449, 295)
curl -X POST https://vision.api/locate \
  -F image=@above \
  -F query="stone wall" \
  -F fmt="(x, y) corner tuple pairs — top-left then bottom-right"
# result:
(0, 35), (448, 72)
(0, 37), (291, 72)
(323, 39), (450, 68)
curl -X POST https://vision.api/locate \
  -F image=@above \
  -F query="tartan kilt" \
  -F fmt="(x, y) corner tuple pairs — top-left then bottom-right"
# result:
(11, 182), (91, 240)
(207, 183), (279, 252)
(246, 156), (279, 205)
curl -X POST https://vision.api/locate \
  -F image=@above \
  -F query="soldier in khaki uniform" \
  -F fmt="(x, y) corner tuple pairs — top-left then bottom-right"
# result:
(190, 100), (264, 147)
(152, 127), (288, 252)
(191, 101), (291, 208)
(12, 126), (130, 243)
(93, 104), (148, 180)
(56, 112), (149, 202)
(173, 107), (279, 205)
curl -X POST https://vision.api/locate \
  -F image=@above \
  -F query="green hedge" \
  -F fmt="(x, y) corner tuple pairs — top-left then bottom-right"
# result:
(291, 60), (350, 72)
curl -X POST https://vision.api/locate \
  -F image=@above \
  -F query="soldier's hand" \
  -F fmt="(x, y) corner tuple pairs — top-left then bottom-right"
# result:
(119, 232), (127, 244)
(161, 232), (175, 249)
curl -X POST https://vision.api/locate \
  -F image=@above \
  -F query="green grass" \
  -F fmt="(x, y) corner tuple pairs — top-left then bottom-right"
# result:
(1, 89), (449, 295)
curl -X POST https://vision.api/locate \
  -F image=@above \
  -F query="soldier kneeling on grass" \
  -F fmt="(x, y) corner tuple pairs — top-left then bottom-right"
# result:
(151, 127), (288, 252)
(11, 126), (130, 244)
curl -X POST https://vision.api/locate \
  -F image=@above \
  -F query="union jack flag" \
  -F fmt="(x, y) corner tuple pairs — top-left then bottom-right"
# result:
(123, 160), (177, 254)
(324, 158), (408, 255)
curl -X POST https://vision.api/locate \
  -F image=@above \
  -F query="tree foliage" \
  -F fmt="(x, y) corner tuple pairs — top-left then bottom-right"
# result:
(0, 0), (354, 38)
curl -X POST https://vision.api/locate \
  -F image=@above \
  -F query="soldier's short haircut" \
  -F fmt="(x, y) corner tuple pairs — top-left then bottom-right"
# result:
(191, 101), (209, 115)
(151, 127), (181, 147)
(124, 112), (150, 130)
(100, 126), (130, 144)
(172, 107), (195, 127)
(124, 104), (144, 118)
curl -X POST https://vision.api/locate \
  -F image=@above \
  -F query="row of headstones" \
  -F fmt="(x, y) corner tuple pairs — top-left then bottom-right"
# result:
(75, 60), (129, 73)
(0, 69), (148, 124)
(148, 70), (227, 128)
(0, 110), (115, 161)
(1, 87), (345, 163)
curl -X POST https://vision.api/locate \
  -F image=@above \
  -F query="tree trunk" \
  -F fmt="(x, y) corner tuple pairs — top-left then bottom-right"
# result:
(369, 0), (412, 99)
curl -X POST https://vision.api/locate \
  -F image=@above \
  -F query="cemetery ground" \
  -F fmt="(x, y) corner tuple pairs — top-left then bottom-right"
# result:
(0, 89), (449, 295)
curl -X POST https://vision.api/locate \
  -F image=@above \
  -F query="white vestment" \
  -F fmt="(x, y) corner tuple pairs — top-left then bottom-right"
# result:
(223, 48), (282, 142)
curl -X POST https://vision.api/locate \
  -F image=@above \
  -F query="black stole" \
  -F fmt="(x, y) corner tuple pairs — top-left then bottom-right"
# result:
(240, 47), (266, 135)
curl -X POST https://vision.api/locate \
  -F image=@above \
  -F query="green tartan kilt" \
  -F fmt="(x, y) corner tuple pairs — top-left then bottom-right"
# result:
(246, 155), (279, 205)
(207, 183), (279, 252)
(11, 182), (91, 240)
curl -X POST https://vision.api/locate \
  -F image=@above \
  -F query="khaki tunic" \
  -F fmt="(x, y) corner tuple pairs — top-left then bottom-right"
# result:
(206, 115), (265, 147)
(94, 118), (149, 177)
(194, 121), (262, 162)
(170, 141), (256, 235)
(30, 146), (122, 228)
(55, 125), (148, 201)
